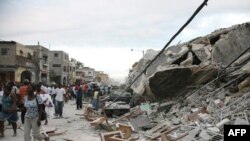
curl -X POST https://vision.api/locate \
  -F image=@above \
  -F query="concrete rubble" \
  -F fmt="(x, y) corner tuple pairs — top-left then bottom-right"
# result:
(82, 22), (250, 140)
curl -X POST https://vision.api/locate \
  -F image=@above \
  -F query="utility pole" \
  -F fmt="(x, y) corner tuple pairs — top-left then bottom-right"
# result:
(131, 48), (145, 58)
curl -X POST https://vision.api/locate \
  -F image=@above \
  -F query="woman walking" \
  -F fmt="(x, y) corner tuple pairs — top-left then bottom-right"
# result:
(23, 85), (49, 141)
(0, 85), (18, 137)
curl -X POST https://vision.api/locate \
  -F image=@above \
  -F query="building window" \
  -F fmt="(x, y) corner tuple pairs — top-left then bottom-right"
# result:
(52, 64), (61, 67)
(27, 52), (32, 60)
(88, 71), (91, 74)
(54, 53), (58, 57)
(63, 66), (66, 72)
(1, 48), (9, 55)
(42, 56), (47, 64)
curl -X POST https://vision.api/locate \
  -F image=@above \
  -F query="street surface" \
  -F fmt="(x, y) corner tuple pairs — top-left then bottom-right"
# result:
(1, 100), (100, 141)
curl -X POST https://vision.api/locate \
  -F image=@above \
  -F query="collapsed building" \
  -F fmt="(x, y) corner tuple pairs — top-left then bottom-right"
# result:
(83, 22), (250, 141)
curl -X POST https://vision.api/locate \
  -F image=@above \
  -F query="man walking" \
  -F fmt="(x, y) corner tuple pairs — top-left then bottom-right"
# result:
(55, 84), (65, 118)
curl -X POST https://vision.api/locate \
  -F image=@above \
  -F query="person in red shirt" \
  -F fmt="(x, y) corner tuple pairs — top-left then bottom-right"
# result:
(18, 79), (29, 124)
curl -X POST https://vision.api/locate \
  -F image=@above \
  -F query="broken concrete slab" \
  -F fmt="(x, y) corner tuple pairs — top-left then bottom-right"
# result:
(207, 127), (220, 133)
(180, 52), (193, 66)
(129, 115), (151, 131)
(149, 66), (218, 99)
(191, 44), (209, 61)
(216, 118), (230, 129)
(199, 130), (211, 141)
(212, 23), (250, 66)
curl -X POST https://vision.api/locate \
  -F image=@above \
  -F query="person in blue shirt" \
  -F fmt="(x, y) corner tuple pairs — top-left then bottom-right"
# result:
(0, 85), (18, 137)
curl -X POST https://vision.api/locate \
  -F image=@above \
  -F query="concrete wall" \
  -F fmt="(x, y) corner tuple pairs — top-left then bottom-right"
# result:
(0, 41), (16, 66)
(27, 45), (50, 84)
(49, 50), (70, 85)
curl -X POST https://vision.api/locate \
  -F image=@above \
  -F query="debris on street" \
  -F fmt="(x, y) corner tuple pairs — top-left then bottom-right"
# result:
(80, 22), (250, 141)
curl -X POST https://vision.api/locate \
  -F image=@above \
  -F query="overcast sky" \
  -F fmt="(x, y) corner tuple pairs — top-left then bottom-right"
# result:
(0, 0), (250, 83)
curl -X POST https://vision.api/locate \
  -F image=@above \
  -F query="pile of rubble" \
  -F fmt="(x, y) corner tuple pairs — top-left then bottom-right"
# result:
(83, 23), (250, 141)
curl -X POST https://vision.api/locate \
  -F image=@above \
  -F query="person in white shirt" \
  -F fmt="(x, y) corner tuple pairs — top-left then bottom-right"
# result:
(40, 86), (54, 124)
(55, 84), (65, 118)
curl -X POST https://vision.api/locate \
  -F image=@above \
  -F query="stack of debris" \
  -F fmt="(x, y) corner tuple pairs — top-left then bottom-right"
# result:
(83, 23), (250, 140)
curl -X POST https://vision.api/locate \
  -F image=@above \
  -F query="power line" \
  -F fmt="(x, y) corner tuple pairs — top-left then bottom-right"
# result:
(108, 0), (209, 105)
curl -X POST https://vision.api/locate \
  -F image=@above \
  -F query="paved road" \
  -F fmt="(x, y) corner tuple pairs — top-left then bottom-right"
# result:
(2, 100), (100, 141)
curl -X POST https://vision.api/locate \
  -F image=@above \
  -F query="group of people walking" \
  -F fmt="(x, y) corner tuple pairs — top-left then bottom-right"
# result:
(0, 79), (107, 140)
(0, 80), (51, 140)
(69, 81), (103, 111)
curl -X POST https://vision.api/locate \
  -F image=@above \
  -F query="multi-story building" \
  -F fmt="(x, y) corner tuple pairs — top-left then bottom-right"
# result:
(75, 67), (95, 83)
(49, 51), (70, 85)
(83, 67), (95, 83)
(0, 41), (35, 83)
(75, 68), (85, 83)
(26, 43), (50, 84)
(95, 71), (109, 85)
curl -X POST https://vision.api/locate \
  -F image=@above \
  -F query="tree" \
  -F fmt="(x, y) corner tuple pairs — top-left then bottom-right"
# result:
(76, 61), (84, 69)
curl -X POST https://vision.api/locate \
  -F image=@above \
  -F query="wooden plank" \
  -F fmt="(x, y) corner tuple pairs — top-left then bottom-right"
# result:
(150, 126), (180, 140)
(90, 117), (106, 126)
(117, 123), (133, 139)
(108, 136), (125, 141)
(161, 126), (180, 135)
(111, 113), (131, 123)
(47, 130), (67, 137)
(161, 133), (171, 141)
(101, 131), (124, 141)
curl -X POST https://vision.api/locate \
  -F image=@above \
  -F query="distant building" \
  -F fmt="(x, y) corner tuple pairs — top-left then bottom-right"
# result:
(49, 51), (70, 85)
(26, 43), (50, 84)
(75, 67), (95, 83)
(95, 71), (109, 85)
(0, 41), (35, 83)
(69, 58), (77, 85)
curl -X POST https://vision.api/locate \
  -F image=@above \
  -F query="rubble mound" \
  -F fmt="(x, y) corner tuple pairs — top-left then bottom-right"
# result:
(128, 22), (250, 99)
